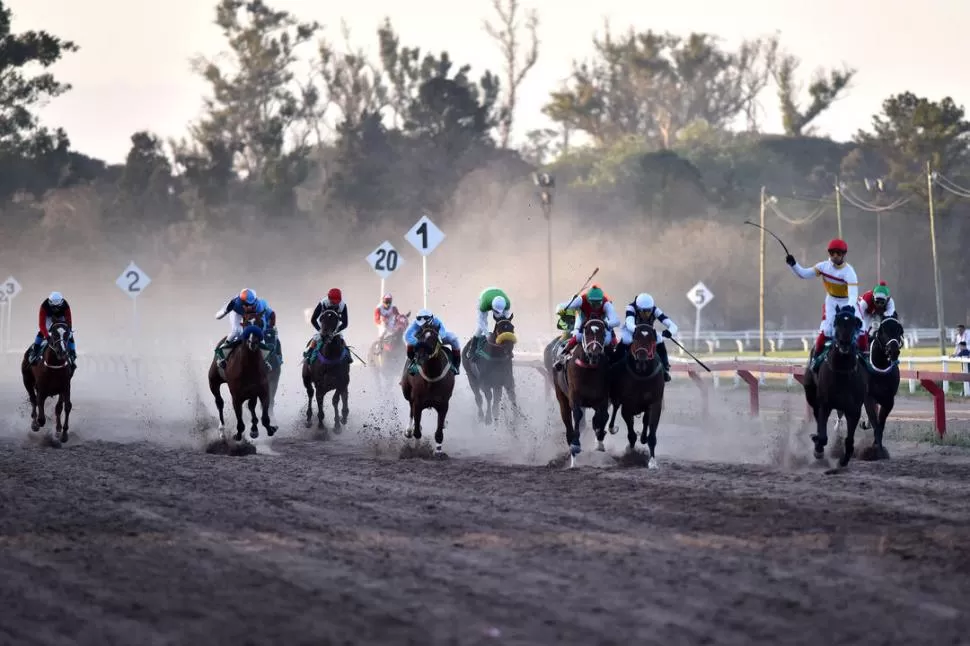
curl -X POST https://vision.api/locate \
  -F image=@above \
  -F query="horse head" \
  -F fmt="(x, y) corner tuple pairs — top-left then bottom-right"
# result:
(580, 318), (607, 366)
(394, 311), (411, 332)
(630, 323), (657, 369)
(319, 309), (341, 339)
(46, 323), (70, 363)
(832, 306), (859, 356)
(874, 316), (904, 364)
(242, 323), (264, 352)
(489, 315), (517, 356)
(414, 322), (442, 365)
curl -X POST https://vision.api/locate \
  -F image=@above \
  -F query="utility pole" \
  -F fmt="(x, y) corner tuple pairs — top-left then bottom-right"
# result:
(834, 179), (843, 238)
(533, 172), (556, 322)
(926, 161), (947, 356)
(759, 186), (766, 357)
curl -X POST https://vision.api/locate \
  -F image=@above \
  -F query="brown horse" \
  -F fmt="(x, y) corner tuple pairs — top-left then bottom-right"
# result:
(208, 320), (277, 441)
(462, 315), (519, 423)
(302, 309), (350, 431)
(401, 321), (456, 455)
(552, 318), (611, 467)
(21, 322), (74, 442)
(369, 310), (410, 372)
(607, 324), (665, 468)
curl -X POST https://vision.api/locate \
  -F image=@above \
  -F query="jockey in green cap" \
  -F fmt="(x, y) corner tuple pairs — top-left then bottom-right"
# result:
(472, 287), (511, 357)
(856, 280), (897, 352)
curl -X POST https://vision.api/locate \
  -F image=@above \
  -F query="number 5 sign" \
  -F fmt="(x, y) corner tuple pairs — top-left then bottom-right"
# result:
(116, 261), (151, 299)
(366, 241), (404, 280)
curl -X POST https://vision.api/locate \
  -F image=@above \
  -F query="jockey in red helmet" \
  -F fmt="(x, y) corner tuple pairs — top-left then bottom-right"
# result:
(374, 292), (401, 339)
(785, 238), (862, 369)
(306, 287), (352, 364)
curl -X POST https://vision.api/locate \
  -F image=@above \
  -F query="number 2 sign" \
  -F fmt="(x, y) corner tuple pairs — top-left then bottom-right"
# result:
(116, 261), (151, 299)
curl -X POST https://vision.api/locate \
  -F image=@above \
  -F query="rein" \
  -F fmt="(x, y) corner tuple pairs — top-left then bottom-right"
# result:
(416, 341), (451, 383)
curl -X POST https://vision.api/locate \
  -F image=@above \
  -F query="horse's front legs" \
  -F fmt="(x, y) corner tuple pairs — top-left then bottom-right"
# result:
(433, 401), (449, 455)
(471, 383), (486, 421)
(232, 396), (246, 441)
(54, 394), (64, 436)
(592, 404), (609, 452)
(642, 403), (661, 469)
(315, 384), (326, 429)
(331, 390), (343, 432)
(489, 385), (503, 424)
(259, 390), (277, 437)
(410, 403), (424, 440)
(812, 404), (831, 460)
(33, 394), (48, 432)
(840, 407), (862, 468)
(60, 387), (72, 443)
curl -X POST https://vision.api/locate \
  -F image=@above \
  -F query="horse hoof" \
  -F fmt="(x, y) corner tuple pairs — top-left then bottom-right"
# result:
(266, 426), (277, 437)
(60, 432), (69, 444)
(250, 429), (259, 439)
(218, 422), (225, 430)
(569, 454), (577, 469)
(30, 422), (39, 432)
(234, 433), (243, 442)
(608, 425), (619, 435)
(434, 444), (443, 454)
(304, 420), (312, 429)
(813, 449), (824, 460)
(404, 428), (413, 439)
(860, 420), (870, 430)
(647, 457), (657, 469)
(569, 442), (582, 457)
(595, 441), (605, 452)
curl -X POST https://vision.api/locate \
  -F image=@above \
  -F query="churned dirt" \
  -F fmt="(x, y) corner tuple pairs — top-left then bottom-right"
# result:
(2, 369), (970, 645)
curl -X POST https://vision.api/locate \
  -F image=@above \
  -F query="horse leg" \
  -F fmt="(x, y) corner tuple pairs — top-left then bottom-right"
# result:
(35, 394), (48, 430)
(331, 390), (341, 431)
(874, 396), (894, 459)
(812, 404), (831, 460)
(592, 404), (609, 451)
(260, 389), (277, 437)
(482, 386), (494, 425)
(22, 368), (37, 422)
(315, 384), (326, 429)
(54, 394), (64, 436)
(411, 403), (424, 441)
(209, 375), (226, 431)
(840, 407), (862, 468)
(61, 385), (72, 443)
(340, 386), (349, 425)
(644, 404), (662, 469)
(248, 397), (259, 439)
(622, 407), (636, 452)
(571, 402), (585, 456)
(434, 401), (449, 455)
(471, 382), (485, 421)
(232, 395), (245, 441)
(490, 384), (503, 424)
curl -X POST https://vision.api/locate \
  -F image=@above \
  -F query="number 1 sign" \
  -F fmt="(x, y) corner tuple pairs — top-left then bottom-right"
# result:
(405, 214), (445, 309)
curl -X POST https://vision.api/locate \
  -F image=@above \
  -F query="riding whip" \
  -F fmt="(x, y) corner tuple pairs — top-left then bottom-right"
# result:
(743, 221), (792, 257)
(561, 267), (600, 310)
(347, 346), (368, 366)
(666, 336), (712, 372)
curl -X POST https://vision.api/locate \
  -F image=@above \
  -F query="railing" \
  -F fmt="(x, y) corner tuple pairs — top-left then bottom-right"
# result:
(514, 352), (970, 439)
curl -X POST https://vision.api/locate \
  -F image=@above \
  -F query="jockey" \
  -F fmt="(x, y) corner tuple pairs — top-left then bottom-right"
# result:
(552, 286), (621, 371)
(472, 287), (511, 356)
(617, 293), (678, 382)
(374, 292), (400, 339)
(786, 238), (862, 367)
(857, 281), (897, 352)
(554, 304), (578, 340)
(404, 309), (462, 375)
(29, 291), (77, 367)
(307, 287), (352, 364)
(213, 288), (275, 369)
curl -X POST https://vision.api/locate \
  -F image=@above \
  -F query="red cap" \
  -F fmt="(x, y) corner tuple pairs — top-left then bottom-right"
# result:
(328, 288), (342, 303)
(827, 238), (848, 253)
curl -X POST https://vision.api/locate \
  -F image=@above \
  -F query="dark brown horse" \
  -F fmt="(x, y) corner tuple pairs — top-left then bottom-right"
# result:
(401, 321), (455, 455)
(208, 319), (277, 441)
(302, 309), (350, 431)
(860, 316), (903, 460)
(607, 324), (665, 468)
(21, 322), (74, 442)
(552, 318), (611, 467)
(462, 315), (519, 423)
(802, 305), (866, 468)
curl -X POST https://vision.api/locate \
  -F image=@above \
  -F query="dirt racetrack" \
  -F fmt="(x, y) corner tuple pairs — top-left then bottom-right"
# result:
(2, 360), (970, 645)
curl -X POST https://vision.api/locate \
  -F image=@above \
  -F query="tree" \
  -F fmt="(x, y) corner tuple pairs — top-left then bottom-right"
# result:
(774, 52), (854, 136)
(185, 0), (320, 206)
(317, 21), (387, 133)
(119, 132), (173, 200)
(852, 92), (970, 194)
(483, 0), (539, 148)
(543, 27), (777, 149)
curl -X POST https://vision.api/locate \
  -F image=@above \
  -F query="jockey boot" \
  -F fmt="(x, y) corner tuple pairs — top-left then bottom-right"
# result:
(451, 348), (461, 375)
(554, 338), (577, 372)
(657, 343), (671, 382)
(28, 341), (41, 364)
(406, 346), (419, 376)
(475, 334), (488, 359)
(811, 333), (827, 372)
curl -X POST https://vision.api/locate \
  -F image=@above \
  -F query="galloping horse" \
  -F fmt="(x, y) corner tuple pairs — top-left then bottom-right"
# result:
(302, 309), (351, 431)
(552, 318), (611, 466)
(861, 316), (904, 459)
(462, 315), (518, 423)
(208, 316), (278, 441)
(369, 311), (410, 371)
(401, 321), (455, 455)
(607, 324), (665, 468)
(802, 305), (866, 467)
(21, 322), (74, 442)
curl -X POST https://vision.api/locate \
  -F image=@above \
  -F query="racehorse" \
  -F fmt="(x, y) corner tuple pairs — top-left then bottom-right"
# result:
(400, 320), (455, 455)
(552, 318), (611, 466)
(607, 324), (665, 468)
(302, 309), (351, 431)
(462, 315), (518, 423)
(802, 305), (866, 467)
(861, 316), (904, 460)
(21, 322), (74, 442)
(369, 311), (410, 371)
(208, 316), (278, 441)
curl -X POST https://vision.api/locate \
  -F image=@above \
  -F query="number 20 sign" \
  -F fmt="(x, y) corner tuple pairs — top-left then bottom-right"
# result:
(366, 241), (404, 280)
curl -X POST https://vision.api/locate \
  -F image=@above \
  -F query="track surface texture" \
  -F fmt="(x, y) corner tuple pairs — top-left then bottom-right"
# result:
(2, 366), (970, 645)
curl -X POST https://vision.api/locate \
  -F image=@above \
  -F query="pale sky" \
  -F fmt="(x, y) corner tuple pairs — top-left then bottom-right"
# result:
(9, 0), (970, 164)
